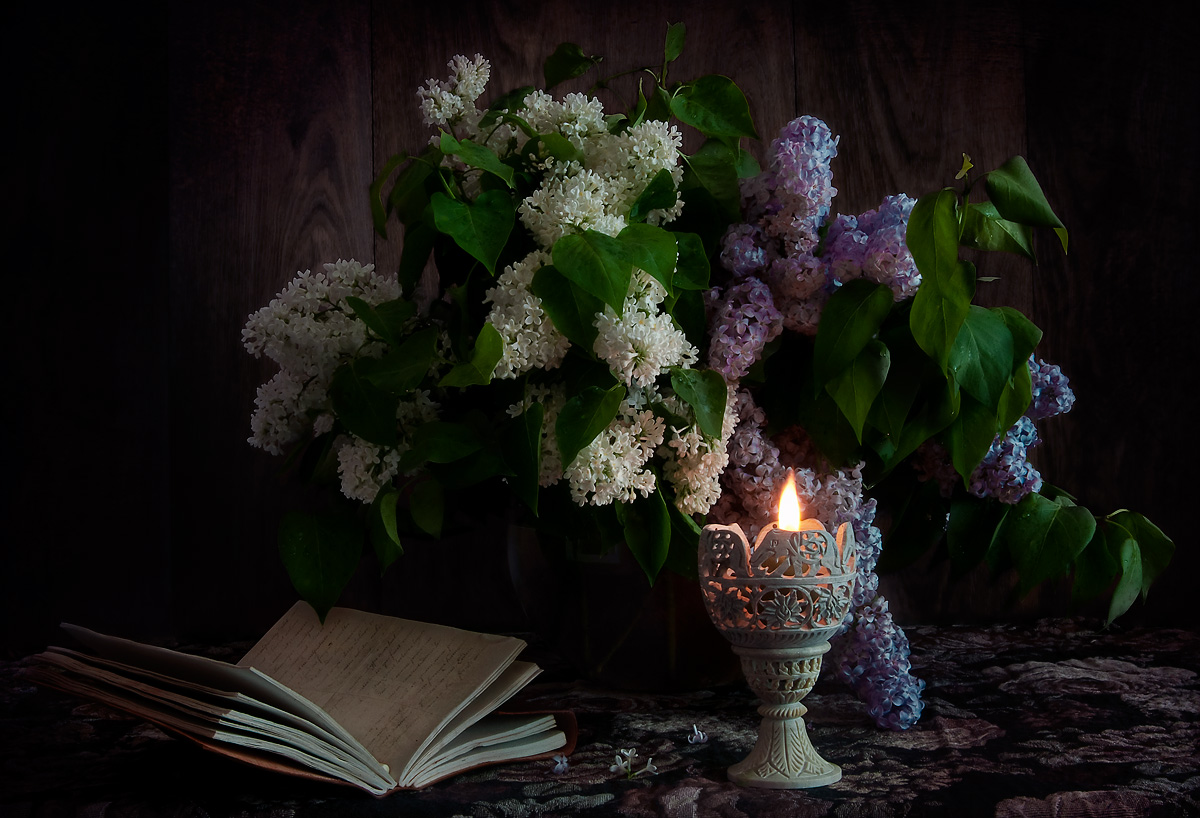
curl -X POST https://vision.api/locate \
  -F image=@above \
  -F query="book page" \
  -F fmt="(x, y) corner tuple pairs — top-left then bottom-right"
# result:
(59, 621), (385, 781)
(406, 660), (540, 783)
(34, 648), (391, 791)
(26, 661), (388, 794)
(237, 602), (526, 778)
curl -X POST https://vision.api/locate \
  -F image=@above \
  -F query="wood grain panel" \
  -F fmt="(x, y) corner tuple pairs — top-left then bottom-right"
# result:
(11, 0), (1186, 654)
(1023, 6), (1199, 627)
(169, 0), (376, 640)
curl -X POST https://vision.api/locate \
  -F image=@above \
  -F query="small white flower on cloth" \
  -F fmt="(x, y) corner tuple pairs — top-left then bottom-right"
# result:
(551, 754), (569, 774)
(688, 724), (708, 745)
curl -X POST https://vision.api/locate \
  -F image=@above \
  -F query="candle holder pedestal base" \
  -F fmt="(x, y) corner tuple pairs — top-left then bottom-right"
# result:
(728, 642), (840, 789)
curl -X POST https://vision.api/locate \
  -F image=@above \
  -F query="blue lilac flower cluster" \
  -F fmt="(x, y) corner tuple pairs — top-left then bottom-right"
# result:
(829, 596), (926, 731)
(912, 356), (1075, 505)
(706, 116), (930, 730)
(1028, 356), (1076, 420)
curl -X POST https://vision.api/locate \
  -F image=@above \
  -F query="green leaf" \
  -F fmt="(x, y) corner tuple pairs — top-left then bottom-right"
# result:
(681, 139), (741, 220)
(944, 394), (998, 486)
(948, 305), (1015, 410)
(670, 288), (707, 350)
(825, 339), (890, 443)
(876, 477), (950, 573)
(664, 22), (686, 64)
(556, 384), (626, 469)
(908, 189), (973, 372)
(439, 322), (503, 387)
(1108, 510), (1174, 600)
(867, 323), (930, 463)
(397, 219), (436, 297)
(1106, 529), (1143, 624)
(345, 295), (398, 346)
(503, 403), (544, 515)
(996, 492), (1097, 597)
(617, 223), (677, 293)
(479, 86), (536, 129)
(1071, 525), (1120, 606)
(430, 189), (515, 275)
(355, 327), (438, 395)
(995, 362), (1033, 435)
(947, 497), (1009, 578)
(369, 488), (403, 573)
(278, 510), (362, 622)
(439, 132), (515, 188)
(735, 148), (761, 179)
(369, 152), (409, 237)
(628, 169), (679, 223)
(812, 279), (895, 391)
(530, 264), (602, 349)
(669, 75), (758, 142)
(672, 232), (710, 290)
(402, 421), (484, 470)
(984, 156), (1068, 253)
(993, 307), (1043, 375)
(536, 132), (584, 164)
(669, 367), (728, 439)
(616, 486), (671, 584)
(410, 479), (444, 538)
(544, 42), (600, 89)
(389, 147), (441, 226)
(960, 201), (1036, 261)
(329, 363), (398, 447)
(552, 230), (633, 312)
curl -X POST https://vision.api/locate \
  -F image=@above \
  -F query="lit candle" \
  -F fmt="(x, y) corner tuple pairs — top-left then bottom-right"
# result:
(776, 470), (825, 534)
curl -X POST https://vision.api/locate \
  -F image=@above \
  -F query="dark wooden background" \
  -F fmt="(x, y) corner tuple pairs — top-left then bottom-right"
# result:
(5, 1), (1197, 656)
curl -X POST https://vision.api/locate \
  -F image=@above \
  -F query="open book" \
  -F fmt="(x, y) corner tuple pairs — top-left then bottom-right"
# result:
(27, 601), (574, 794)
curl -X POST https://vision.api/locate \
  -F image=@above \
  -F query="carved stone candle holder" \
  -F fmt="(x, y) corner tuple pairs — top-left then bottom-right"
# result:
(698, 516), (856, 788)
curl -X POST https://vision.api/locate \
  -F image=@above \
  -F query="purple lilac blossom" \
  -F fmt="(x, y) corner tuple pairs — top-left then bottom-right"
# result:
(720, 223), (772, 279)
(705, 278), (783, 381)
(829, 596), (926, 731)
(770, 115), (839, 227)
(1027, 356), (1076, 420)
(968, 416), (1044, 504)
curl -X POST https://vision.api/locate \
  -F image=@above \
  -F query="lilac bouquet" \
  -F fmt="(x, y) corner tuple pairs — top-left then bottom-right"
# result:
(702, 116), (1173, 728)
(245, 26), (1173, 732)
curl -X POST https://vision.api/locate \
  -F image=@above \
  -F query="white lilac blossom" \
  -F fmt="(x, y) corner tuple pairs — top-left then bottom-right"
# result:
(660, 386), (739, 516)
(335, 435), (402, 504)
(687, 725), (708, 745)
(519, 162), (626, 247)
(564, 399), (666, 507)
(417, 54), (491, 127)
(507, 385), (569, 487)
(512, 98), (684, 249)
(610, 748), (656, 779)
(243, 260), (401, 456)
(594, 270), (699, 389)
(551, 754), (569, 774)
(484, 250), (570, 379)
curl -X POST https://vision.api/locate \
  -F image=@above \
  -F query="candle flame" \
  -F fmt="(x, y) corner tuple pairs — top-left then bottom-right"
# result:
(779, 471), (802, 531)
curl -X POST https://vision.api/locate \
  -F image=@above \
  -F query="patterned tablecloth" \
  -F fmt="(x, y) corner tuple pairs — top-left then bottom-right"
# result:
(2, 618), (1197, 817)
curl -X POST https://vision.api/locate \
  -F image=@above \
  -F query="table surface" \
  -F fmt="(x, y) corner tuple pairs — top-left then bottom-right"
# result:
(3, 618), (1198, 818)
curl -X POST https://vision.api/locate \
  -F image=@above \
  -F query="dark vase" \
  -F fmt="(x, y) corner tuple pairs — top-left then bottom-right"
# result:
(507, 525), (742, 691)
